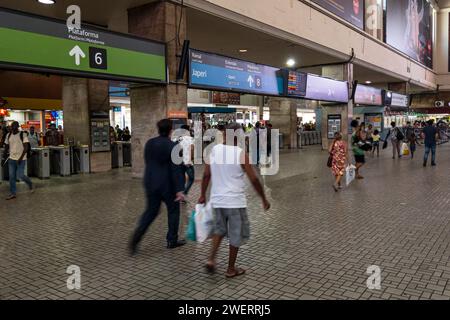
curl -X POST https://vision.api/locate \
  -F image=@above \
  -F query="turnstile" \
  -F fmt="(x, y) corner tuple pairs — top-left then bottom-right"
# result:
(49, 146), (71, 176)
(111, 142), (124, 168)
(72, 146), (90, 174)
(122, 142), (132, 167)
(28, 148), (50, 179)
(279, 133), (284, 149)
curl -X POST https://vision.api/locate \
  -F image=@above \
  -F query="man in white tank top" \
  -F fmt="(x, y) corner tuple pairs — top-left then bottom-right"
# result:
(198, 123), (270, 278)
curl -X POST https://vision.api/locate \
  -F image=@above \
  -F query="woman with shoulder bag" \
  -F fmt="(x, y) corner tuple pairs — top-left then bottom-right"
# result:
(329, 132), (347, 192)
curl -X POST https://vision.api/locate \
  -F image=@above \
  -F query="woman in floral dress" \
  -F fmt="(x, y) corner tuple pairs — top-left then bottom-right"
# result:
(329, 132), (347, 192)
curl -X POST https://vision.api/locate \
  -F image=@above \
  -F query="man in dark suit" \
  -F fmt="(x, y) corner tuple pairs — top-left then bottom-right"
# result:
(130, 119), (186, 255)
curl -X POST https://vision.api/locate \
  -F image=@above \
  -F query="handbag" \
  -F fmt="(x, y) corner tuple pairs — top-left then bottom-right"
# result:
(360, 142), (372, 151)
(382, 140), (388, 149)
(327, 141), (336, 168)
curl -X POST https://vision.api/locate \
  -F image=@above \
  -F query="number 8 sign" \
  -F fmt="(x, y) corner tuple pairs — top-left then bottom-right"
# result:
(89, 47), (108, 70)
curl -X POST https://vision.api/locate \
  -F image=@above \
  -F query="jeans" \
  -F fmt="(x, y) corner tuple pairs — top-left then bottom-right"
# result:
(182, 165), (195, 195)
(424, 144), (437, 164)
(9, 159), (33, 196)
(132, 190), (181, 245)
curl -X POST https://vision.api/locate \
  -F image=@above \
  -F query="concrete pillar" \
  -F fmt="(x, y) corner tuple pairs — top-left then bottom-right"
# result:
(62, 77), (111, 173)
(320, 64), (354, 150)
(128, 1), (187, 178)
(267, 98), (298, 149)
(62, 77), (90, 146)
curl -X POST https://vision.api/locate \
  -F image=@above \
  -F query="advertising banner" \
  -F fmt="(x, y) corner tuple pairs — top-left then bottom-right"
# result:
(365, 0), (383, 41)
(386, 0), (433, 68)
(311, 0), (364, 29)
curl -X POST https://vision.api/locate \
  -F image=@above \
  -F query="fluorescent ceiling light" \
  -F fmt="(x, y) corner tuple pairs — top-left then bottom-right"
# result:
(239, 49), (248, 53)
(37, 0), (56, 4)
(365, 81), (372, 84)
(286, 58), (296, 67)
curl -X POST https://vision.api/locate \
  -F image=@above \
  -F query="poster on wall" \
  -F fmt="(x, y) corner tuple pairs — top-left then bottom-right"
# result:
(364, 113), (383, 132)
(386, 0), (433, 68)
(327, 114), (342, 139)
(311, 0), (364, 29)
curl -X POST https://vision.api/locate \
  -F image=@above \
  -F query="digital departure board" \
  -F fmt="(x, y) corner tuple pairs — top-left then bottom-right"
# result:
(284, 70), (308, 97)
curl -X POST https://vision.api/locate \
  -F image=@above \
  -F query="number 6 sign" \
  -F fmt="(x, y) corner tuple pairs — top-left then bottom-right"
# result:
(89, 47), (108, 70)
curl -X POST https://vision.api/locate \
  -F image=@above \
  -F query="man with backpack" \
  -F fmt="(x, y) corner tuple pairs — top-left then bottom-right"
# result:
(2, 121), (33, 200)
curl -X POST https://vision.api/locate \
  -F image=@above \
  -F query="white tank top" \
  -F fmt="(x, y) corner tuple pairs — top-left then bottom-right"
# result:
(209, 144), (247, 209)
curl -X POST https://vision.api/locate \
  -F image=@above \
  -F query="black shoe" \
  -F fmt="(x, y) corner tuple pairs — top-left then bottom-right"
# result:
(423, 162), (427, 167)
(129, 240), (139, 256)
(431, 162), (436, 166)
(167, 240), (186, 249)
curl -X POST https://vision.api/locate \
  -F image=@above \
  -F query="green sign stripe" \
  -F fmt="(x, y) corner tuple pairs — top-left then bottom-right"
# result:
(0, 28), (166, 82)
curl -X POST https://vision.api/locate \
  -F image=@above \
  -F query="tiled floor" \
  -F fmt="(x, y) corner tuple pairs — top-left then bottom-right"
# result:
(0, 143), (450, 300)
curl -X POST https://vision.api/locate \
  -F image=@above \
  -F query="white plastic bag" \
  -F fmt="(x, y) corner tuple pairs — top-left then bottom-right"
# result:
(346, 164), (356, 187)
(194, 203), (214, 243)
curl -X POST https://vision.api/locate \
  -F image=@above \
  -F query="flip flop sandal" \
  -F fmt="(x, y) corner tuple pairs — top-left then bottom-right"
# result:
(205, 263), (216, 274)
(226, 268), (246, 279)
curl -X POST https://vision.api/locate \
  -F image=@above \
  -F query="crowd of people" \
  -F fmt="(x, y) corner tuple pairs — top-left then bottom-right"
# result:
(110, 125), (131, 143)
(1, 122), (65, 148)
(297, 121), (317, 132)
(328, 119), (446, 192)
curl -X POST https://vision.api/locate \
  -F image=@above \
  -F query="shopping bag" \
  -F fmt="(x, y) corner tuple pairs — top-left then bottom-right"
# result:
(186, 210), (197, 242)
(194, 203), (214, 243)
(401, 143), (410, 156)
(346, 165), (356, 187)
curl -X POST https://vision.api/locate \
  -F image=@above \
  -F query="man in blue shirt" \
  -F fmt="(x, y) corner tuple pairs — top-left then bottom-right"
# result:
(422, 120), (439, 167)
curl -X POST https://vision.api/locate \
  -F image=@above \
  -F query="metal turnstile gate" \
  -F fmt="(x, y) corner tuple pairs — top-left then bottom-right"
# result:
(72, 146), (90, 174)
(49, 146), (71, 176)
(112, 142), (124, 168)
(29, 148), (50, 179)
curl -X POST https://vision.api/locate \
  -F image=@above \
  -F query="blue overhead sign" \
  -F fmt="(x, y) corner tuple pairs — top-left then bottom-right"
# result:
(188, 49), (283, 96)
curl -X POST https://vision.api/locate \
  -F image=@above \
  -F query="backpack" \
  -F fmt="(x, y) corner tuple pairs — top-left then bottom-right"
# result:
(7, 131), (32, 158)
(395, 128), (405, 141)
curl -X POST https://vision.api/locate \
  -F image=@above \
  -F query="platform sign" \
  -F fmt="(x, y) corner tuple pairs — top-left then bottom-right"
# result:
(0, 9), (167, 83)
(189, 49), (283, 96)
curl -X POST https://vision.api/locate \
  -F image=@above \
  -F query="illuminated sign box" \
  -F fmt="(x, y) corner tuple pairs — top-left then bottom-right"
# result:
(0, 8), (167, 83)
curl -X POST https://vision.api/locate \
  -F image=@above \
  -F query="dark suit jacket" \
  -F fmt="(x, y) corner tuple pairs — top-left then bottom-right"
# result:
(143, 136), (184, 196)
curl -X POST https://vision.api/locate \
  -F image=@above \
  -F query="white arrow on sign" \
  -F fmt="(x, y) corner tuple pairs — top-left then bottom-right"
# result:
(247, 75), (254, 88)
(69, 45), (86, 66)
